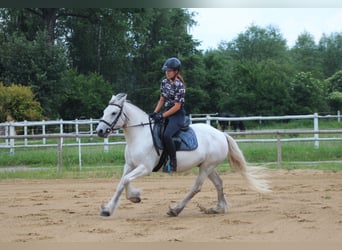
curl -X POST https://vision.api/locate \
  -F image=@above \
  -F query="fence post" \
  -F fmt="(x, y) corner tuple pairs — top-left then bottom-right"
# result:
(4, 123), (9, 146)
(75, 119), (79, 142)
(57, 137), (62, 172)
(338, 110), (341, 123)
(9, 122), (15, 156)
(24, 120), (28, 146)
(206, 114), (211, 125)
(313, 113), (319, 149)
(90, 118), (94, 139)
(78, 137), (82, 170)
(104, 138), (109, 153)
(59, 119), (64, 145)
(42, 120), (46, 145)
(277, 133), (282, 169)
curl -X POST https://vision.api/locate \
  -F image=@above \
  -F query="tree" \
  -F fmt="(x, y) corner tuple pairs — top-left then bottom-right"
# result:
(326, 70), (342, 92)
(325, 70), (342, 112)
(0, 31), (68, 117)
(58, 69), (112, 119)
(0, 83), (44, 121)
(219, 25), (293, 115)
(318, 32), (342, 78)
(222, 24), (288, 62)
(0, 8), (202, 117)
(289, 72), (328, 114)
(327, 91), (342, 112)
(290, 32), (323, 79)
(202, 49), (234, 113)
(0, 8), (98, 45)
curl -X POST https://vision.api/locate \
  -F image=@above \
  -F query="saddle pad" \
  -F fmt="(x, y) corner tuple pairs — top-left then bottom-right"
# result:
(153, 125), (198, 151)
(176, 127), (198, 151)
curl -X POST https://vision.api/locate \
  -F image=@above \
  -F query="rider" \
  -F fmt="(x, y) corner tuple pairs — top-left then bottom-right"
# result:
(150, 57), (186, 172)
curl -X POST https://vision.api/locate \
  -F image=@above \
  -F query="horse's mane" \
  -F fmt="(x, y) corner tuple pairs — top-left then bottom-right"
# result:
(125, 100), (147, 115)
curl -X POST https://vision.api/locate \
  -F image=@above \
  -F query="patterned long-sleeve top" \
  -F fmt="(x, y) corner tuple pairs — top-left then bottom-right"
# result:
(160, 78), (186, 110)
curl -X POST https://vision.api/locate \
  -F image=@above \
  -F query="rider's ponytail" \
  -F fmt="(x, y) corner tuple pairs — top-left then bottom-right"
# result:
(177, 73), (186, 88)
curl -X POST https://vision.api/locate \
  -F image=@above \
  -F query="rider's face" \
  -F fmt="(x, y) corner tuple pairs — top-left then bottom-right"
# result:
(165, 70), (178, 80)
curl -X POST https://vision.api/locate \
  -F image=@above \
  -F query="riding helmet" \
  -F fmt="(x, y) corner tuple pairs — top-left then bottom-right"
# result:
(162, 57), (181, 71)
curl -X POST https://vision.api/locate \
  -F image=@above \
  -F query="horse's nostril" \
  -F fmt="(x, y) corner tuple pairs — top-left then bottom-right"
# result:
(97, 129), (103, 135)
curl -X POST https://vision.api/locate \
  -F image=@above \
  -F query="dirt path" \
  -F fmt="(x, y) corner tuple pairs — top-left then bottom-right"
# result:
(0, 170), (341, 242)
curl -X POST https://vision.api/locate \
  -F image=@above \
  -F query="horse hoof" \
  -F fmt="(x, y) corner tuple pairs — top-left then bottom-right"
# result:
(100, 210), (111, 217)
(167, 209), (179, 217)
(205, 208), (220, 214)
(129, 197), (141, 203)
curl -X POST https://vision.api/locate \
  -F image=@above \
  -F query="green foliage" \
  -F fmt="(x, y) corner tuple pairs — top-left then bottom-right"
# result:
(0, 31), (68, 116)
(289, 72), (328, 114)
(58, 69), (112, 119)
(218, 25), (293, 115)
(223, 24), (288, 61)
(1, 8), (342, 119)
(327, 91), (342, 111)
(202, 50), (233, 113)
(290, 31), (323, 79)
(318, 33), (342, 78)
(326, 70), (342, 92)
(0, 83), (44, 121)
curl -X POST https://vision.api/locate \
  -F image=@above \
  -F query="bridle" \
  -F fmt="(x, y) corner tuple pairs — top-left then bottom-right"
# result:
(99, 102), (153, 133)
(99, 103), (125, 134)
(99, 102), (160, 155)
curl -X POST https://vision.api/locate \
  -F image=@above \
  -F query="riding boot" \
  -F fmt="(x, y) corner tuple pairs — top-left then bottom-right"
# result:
(164, 140), (177, 172)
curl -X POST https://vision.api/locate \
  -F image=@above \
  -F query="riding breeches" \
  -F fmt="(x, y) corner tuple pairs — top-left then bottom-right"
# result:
(163, 108), (185, 158)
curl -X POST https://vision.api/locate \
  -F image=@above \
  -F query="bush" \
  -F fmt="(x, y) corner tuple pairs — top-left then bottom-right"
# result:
(0, 83), (44, 121)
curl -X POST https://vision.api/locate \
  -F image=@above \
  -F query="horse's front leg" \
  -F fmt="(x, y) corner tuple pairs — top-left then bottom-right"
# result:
(100, 177), (126, 217)
(125, 181), (142, 203)
(100, 163), (150, 217)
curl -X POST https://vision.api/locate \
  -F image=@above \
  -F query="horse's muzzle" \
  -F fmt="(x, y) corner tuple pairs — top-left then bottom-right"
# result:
(96, 127), (111, 138)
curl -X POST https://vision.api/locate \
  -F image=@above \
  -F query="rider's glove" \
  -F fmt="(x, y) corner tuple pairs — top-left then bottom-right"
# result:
(149, 112), (157, 119)
(149, 112), (163, 122)
(154, 112), (163, 122)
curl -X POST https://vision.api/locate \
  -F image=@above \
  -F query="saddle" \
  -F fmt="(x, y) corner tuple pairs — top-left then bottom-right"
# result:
(152, 116), (198, 172)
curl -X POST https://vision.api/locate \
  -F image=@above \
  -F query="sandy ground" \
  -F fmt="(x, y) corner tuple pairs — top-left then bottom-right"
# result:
(0, 169), (341, 243)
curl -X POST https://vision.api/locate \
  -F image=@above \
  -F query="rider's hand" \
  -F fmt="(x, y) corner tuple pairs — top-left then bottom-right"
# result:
(154, 112), (163, 122)
(149, 112), (163, 122)
(149, 112), (157, 119)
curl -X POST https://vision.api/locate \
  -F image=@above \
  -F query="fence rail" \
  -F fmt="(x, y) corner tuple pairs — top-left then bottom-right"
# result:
(1, 112), (341, 171)
(1, 129), (342, 171)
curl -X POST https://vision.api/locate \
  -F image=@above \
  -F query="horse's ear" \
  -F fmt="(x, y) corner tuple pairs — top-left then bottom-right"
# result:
(116, 93), (127, 101)
(116, 93), (127, 103)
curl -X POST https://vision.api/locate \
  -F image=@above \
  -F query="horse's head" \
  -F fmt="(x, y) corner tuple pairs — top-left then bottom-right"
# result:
(96, 93), (127, 138)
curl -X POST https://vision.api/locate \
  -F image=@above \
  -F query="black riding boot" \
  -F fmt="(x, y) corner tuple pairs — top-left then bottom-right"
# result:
(164, 140), (177, 172)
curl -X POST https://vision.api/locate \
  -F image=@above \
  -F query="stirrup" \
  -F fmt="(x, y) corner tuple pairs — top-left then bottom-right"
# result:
(163, 158), (176, 173)
(163, 161), (171, 173)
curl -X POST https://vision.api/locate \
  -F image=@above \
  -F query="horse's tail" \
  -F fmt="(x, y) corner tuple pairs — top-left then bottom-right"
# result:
(225, 133), (271, 193)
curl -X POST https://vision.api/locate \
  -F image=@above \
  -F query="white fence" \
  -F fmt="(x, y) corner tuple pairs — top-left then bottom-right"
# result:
(1, 112), (341, 170)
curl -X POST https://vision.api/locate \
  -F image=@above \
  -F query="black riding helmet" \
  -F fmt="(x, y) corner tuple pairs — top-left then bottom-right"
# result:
(162, 57), (181, 71)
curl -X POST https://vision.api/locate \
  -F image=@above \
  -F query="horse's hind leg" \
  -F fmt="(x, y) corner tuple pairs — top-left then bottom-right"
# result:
(205, 171), (229, 214)
(167, 169), (210, 217)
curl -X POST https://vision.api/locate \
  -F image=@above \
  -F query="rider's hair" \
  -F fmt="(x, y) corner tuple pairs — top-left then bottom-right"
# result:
(176, 73), (186, 88)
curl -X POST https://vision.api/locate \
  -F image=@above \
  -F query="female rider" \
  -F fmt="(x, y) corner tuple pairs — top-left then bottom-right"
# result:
(150, 57), (186, 172)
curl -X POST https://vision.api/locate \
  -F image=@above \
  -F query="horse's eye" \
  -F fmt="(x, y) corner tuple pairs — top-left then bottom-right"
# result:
(112, 112), (117, 116)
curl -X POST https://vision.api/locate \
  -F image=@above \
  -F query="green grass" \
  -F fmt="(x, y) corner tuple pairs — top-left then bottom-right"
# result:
(1, 119), (341, 179)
